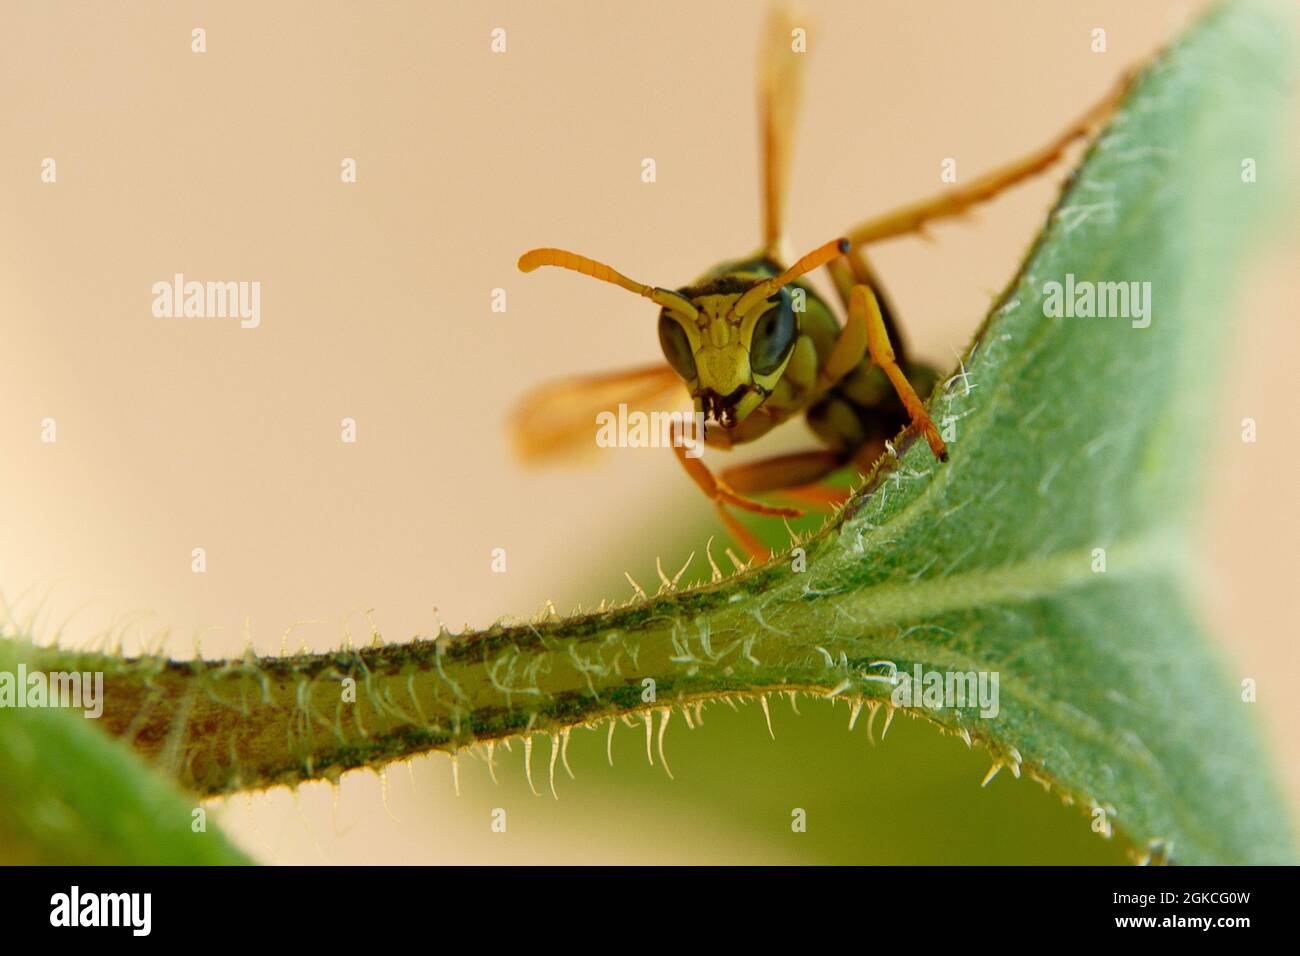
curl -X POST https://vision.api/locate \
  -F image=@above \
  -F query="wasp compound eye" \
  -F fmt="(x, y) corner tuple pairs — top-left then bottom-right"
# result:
(658, 312), (697, 382)
(750, 286), (797, 375)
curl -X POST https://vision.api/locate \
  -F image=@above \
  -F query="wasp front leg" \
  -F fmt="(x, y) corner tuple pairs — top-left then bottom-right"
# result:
(861, 287), (948, 461)
(671, 420), (801, 519)
(818, 283), (948, 462)
(670, 419), (808, 562)
(826, 248), (909, 364)
(816, 274), (951, 463)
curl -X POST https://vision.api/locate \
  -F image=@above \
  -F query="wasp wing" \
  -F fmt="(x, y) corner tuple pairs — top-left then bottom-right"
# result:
(508, 363), (689, 464)
(760, 4), (808, 253)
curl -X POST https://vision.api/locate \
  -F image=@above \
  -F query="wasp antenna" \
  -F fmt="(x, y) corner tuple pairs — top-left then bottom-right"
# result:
(729, 237), (850, 320)
(517, 246), (699, 320)
(518, 247), (649, 295)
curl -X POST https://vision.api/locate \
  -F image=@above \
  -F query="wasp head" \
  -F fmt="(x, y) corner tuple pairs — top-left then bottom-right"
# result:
(659, 284), (799, 429)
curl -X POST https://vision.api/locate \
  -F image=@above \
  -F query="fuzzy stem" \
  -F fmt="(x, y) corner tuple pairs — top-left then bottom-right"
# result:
(21, 527), (1164, 799)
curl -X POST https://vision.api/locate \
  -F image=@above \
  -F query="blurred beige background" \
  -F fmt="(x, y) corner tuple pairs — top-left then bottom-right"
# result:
(1, 0), (1295, 863)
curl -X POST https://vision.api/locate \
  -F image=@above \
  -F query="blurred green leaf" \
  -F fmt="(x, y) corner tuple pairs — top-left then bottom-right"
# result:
(0, 642), (250, 864)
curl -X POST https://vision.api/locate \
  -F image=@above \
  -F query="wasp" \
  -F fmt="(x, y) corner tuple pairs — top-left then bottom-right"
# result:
(514, 9), (1126, 560)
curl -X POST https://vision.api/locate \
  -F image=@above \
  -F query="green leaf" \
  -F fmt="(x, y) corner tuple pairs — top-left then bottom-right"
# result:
(5, 0), (1294, 865)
